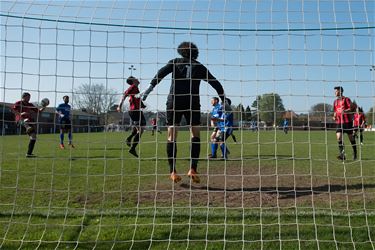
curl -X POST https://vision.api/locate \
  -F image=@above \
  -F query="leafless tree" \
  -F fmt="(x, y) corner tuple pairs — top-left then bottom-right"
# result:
(75, 83), (117, 115)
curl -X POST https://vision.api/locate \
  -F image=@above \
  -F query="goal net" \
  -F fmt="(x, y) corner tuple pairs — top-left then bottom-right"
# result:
(1, 1), (374, 249)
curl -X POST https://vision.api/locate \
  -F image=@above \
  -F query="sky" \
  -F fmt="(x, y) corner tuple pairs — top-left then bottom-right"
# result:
(0, 0), (374, 116)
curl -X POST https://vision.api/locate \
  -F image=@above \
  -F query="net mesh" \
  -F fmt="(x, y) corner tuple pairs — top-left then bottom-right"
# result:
(1, 1), (374, 249)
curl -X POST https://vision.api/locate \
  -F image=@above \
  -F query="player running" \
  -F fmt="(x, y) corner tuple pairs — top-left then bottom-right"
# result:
(11, 92), (47, 157)
(56, 95), (74, 149)
(117, 76), (146, 158)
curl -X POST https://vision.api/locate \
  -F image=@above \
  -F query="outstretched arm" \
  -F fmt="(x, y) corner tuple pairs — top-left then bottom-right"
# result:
(117, 94), (126, 112)
(141, 61), (173, 101)
(205, 70), (225, 102)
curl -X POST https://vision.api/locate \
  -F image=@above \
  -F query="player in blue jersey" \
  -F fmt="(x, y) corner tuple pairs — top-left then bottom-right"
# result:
(209, 97), (223, 159)
(217, 98), (234, 159)
(282, 118), (289, 134)
(56, 96), (74, 149)
(210, 98), (233, 160)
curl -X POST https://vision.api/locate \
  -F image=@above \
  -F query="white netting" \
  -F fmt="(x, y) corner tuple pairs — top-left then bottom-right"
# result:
(0, 1), (374, 249)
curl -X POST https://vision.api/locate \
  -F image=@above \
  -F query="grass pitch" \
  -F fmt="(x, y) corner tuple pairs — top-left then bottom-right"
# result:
(0, 129), (374, 249)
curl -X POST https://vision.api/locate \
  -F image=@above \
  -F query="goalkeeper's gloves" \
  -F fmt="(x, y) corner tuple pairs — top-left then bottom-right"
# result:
(141, 101), (146, 109)
(140, 84), (154, 101)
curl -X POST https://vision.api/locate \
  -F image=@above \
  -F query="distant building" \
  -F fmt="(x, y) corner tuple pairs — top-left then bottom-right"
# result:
(0, 102), (101, 135)
(281, 110), (336, 130)
(282, 110), (298, 120)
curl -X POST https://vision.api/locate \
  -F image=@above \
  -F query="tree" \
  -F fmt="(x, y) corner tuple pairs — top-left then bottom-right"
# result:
(245, 105), (252, 121)
(232, 103), (252, 122)
(233, 103), (245, 122)
(309, 103), (333, 121)
(251, 93), (285, 124)
(75, 83), (117, 115)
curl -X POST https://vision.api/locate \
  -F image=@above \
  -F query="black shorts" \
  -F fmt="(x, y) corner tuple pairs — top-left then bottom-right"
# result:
(59, 118), (72, 130)
(353, 127), (364, 133)
(166, 97), (201, 126)
(215, 130), (232, 142)
(166, 109), (201, 126)
(335, 123), (353, 134)
(19, 120), (36, 135)
(129, 110), (146, 126)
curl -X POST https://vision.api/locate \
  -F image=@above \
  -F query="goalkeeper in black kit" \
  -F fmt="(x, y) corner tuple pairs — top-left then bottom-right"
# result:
(141, 41), (227, 183)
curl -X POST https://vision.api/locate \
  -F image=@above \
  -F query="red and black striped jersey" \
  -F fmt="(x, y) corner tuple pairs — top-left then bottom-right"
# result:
(124, 84), (142, 111)
(12, 100), (38, 122)
(333, 96), (352, 124)
(151, 118), (157, 126)
(353, 113), (366, 127)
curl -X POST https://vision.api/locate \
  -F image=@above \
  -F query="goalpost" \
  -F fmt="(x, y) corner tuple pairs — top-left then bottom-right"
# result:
(1, 1), (374, 249)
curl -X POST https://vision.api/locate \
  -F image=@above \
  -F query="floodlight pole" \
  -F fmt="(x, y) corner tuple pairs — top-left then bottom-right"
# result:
(370, 66), (375, 127)
(128, 65), (136, 76)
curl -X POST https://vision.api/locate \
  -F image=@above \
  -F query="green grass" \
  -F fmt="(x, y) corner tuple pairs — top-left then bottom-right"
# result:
(0, 129), (374, 249)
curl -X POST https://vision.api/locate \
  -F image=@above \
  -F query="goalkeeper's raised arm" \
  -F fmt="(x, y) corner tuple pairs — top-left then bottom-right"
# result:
(144, 41), (226, 184)
(142, 44), (225, 103)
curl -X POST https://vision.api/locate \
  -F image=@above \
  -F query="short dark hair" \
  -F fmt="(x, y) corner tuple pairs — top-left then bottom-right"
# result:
(212, 97), (219, 102)
(126, 76), (136, 85)
(177, 42), (199, 60)
(63, 95), (69, 99)
(225, 98), (232, 106)
(334, 86), (344, 93)
(22, 92), (30, 98)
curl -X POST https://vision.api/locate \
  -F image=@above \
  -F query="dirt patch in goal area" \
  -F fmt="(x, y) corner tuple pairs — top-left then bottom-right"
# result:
(139, 162), (375, 208)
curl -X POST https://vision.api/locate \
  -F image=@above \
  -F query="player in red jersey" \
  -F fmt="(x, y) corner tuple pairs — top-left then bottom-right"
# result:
(353, 106), (366, 145)
(117, 76), (146, 158)
(333, 86), (357, 160)
(11, 92), (46, 157)
(151, 117), (161, 136)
